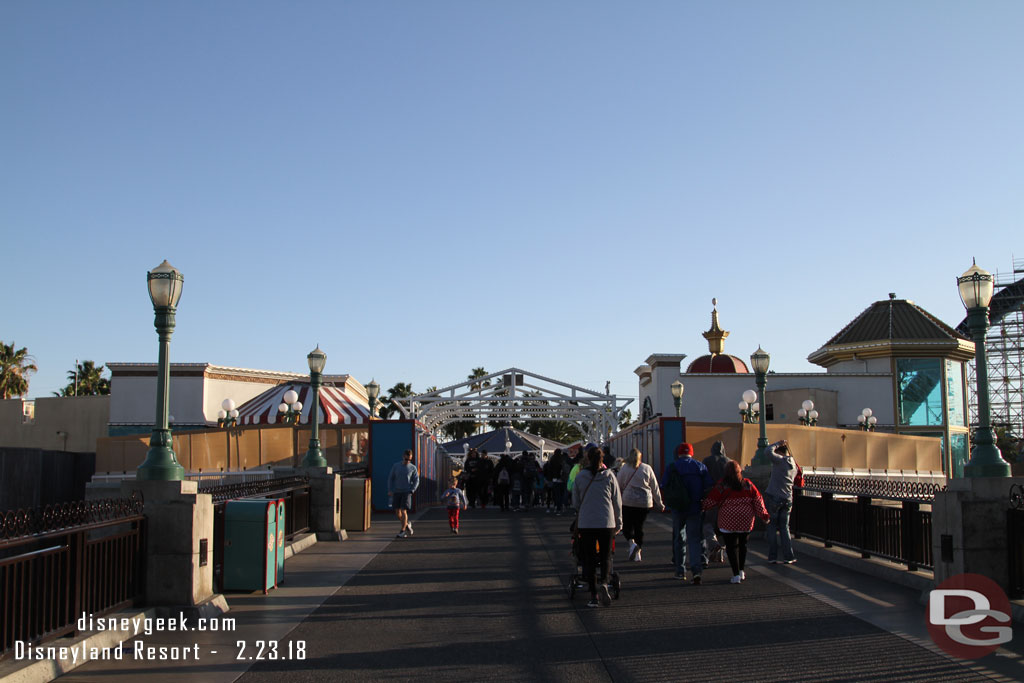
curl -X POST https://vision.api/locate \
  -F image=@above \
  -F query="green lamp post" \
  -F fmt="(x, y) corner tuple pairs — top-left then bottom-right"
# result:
(366, 379), (380, 418)
(302, 346), (328, 468)
(957, 261), (1011, 477)
(670, 380), (684, 418)
(138, 260), (186, 481)
(750, 346), (771, 465)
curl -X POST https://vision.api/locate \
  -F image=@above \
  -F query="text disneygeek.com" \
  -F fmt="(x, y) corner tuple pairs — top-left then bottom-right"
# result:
(10, 612), (319, 664)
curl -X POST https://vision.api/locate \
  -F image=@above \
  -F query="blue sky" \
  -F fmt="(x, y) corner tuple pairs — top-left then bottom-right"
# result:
(2, 2), (1021, 411)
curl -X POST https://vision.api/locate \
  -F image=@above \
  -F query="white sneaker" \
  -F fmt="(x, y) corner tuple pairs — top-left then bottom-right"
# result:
(739, 570), (746, 581)
(634, 548), (642, 562)
(406, 523), (414, 536)
(395, 531), (406, 538)
(627, 541), (638, 561)
(730, 575), (742, 584)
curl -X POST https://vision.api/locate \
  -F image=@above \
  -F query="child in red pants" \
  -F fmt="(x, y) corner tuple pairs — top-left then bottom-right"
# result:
(441, 477), (468, 534)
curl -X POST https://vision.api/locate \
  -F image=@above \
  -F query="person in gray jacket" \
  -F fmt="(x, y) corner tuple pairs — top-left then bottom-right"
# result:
(763, 439), (797, 564)
(702, 441), (730, 563)
(388, 450), (420, 538)
(616, 448), (663, 563)
(572, 448), (622, 607)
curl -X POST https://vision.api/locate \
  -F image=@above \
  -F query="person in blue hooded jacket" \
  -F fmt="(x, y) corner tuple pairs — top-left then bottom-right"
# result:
(661, 442), (714, 583)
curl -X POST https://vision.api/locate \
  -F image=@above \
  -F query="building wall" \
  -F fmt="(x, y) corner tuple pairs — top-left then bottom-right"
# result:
(0, 396), (110, 453)
(110, 373), (207, 425)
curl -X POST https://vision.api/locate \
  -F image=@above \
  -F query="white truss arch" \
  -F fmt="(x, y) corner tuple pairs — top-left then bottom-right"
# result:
(391, 367), (632, 443)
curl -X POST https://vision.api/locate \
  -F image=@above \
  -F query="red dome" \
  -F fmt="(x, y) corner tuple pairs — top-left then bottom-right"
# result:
(686, 354), (749, 374)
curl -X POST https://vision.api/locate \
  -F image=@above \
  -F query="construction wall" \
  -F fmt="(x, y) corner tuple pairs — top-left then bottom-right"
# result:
(95, 423), (369, 474)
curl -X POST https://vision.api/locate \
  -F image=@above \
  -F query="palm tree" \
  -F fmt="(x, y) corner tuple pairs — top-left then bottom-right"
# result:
(0, 341), (37, 399)
(55, 360), (111, 396)
(378, 382), (414, 419)
(467, 368), (490, 434)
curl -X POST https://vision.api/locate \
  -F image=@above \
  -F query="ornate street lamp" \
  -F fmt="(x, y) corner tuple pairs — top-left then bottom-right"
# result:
(138, 260), (186, 481)
(302, 346), (328, 467)
(505, 440), (512, 454)
(738, 389), (759, 424)
(750, 347), (771, 465)
(670, 380), (684, 418)
(538, 438), (546, 458)
(217, 398), (238, 428)
(366, 379), (380, 418)
(857, 408), (877, 431)
(957, 261), (1010, 477)
(278, 389), (302, 424)
(798, 399), (818, 427)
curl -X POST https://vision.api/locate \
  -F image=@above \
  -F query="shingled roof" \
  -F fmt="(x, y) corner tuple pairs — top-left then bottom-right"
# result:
(808, 296), (974, 367)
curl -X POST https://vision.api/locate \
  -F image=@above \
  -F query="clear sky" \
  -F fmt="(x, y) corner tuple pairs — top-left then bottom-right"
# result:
(2, 2), (1022, 412)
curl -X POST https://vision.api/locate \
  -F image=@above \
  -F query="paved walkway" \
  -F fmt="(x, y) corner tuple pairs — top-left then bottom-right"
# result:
(56, 507), (1024, 682)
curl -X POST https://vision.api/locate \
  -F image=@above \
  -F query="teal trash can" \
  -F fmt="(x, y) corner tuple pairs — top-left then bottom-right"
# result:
(223, 499), (277, 592)
(275, 498), (286, 586)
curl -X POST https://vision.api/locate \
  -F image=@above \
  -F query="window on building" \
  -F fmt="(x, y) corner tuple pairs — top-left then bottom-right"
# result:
(949, 433), (969, 478)
(897, 358), (943, 426)
(945, 360), (966, 427)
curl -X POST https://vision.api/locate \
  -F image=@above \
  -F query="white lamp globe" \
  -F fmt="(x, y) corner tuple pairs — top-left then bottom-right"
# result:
(278, 403), (288, 413)
(229, 409), (239, 419)
(868, 416), (878, 425)
(742, 389), (757, 404)
(284, 390), (299, 405)
(222, 398), (236, 412)
(858, 415), (866, 424)
(798, 408), (807, 418)
(809, 410), (819, 420)
(862, 408), (873, 418)
(752, 402), (760, 412)
(739, 401), (749, 411)
(801, 400), (814, 412)
(217, 409), (227, 419)
(293, 401), (302, 413)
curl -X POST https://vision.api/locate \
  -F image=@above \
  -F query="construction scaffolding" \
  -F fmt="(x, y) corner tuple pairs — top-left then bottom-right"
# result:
(960, 257), (1024, 442)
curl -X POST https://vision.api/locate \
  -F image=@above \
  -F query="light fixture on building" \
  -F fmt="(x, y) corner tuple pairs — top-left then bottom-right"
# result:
(738, 389), (759, 424)
(857, 407), (877, 431)
(798, 399), (818, 427)
(279, 389), (302, 424)
(670, 380), (684, 418)
(218, 398), (238, 428)
(957, 261), (1010, 477)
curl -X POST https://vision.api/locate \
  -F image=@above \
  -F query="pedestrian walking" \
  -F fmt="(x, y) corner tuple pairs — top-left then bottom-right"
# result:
(494, 453), (513, 512)
(572, 447), (622, 607)
(764, 439), (798, 564)
(463, 449), (483, 507)
(702, 460), (769, 583)
(388, 449), (419, 538)
(702, 441), (730, 564)
(661, 443), (714, 583)
(544, 449), (569, 514)
(441, 476), (469, 534)
(616, 448), (663, 563)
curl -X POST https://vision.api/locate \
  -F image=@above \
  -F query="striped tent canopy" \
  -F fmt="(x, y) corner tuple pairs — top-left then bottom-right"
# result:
(236, 382), (370, 425)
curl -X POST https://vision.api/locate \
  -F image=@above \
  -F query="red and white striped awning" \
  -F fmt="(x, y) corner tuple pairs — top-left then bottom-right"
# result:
(236, 382), (370, 425)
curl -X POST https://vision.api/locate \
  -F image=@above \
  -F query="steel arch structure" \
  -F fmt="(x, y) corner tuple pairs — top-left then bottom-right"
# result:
(390, 367), (632, 443)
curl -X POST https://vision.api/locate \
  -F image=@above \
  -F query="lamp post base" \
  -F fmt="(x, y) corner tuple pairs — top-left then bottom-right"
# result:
(964, 443), (1011, 478)
(302, 443), (327, 468)
(138, 430), (185, 481)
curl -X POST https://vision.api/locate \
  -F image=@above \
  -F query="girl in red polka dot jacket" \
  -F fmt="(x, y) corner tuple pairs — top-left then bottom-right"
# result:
(701, 460), (770, 584)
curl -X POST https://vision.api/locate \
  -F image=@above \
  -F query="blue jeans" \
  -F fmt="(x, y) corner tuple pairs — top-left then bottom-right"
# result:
(672, 510), (705, 574)
(765, 495), (795, 562)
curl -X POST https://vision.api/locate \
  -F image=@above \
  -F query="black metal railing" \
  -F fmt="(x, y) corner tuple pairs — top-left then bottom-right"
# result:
(792, 476), (938, 571)
(0, 494), (145, 660)
(1008, 484), (1024, 599)
(200, 476), (311, 592)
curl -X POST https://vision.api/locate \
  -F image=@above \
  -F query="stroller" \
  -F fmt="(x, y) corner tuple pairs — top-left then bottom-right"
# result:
(567, 527), (621, 600)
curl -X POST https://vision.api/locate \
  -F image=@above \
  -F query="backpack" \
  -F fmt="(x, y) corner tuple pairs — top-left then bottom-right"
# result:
(793, 463), (805, 489)
(662, 464), (692, 511)
(498, 468), (510, 485)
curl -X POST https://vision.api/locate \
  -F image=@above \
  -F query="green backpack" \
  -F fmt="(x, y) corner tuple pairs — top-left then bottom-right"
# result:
(662, 465), (691, 511)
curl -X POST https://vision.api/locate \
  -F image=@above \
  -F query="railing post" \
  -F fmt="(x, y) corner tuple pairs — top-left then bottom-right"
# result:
(858, 496), (871, 559)
(822, 491), (834, 548)
(904, 499), (920, 572)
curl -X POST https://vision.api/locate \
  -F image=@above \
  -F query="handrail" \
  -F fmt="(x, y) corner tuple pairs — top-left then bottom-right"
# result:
(0, 493), (145, 545)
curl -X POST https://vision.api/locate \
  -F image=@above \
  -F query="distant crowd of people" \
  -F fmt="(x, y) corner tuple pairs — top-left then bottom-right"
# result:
(388, 439), (803, 607)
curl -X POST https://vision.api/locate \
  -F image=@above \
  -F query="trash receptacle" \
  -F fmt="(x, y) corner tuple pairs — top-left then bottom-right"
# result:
(223, 499), (277, 592)
(341, 478), (371, 531)
(275, 498), (286, 585)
